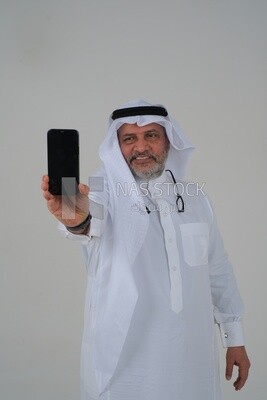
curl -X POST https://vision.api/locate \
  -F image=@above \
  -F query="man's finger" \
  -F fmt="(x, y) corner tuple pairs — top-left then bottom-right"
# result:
(43, 190), (54, 201)
(41, 175), (50, 191)
(233, 366), (249, 391)
(225, 358), (234, 381)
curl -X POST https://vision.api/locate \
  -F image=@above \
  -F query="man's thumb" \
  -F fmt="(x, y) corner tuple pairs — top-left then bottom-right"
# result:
(79, 183), (89, 196)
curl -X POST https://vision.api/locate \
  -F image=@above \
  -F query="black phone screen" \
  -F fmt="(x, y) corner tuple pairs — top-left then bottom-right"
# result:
(47, 129), (79, 195)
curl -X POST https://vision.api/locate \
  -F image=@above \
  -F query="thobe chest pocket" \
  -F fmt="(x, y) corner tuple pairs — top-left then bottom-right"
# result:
(180, 223), (209, 266)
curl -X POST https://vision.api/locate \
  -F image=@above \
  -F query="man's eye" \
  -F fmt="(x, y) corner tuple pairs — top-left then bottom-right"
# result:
(124, 137), (134, 143)
(147, 132), (158, 139)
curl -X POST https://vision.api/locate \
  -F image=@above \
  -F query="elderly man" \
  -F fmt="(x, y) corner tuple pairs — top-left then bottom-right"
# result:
(42, 100), (250, 400)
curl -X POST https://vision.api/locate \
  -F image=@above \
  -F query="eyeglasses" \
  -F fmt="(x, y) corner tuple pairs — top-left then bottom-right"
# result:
(165, 169), (185, 213)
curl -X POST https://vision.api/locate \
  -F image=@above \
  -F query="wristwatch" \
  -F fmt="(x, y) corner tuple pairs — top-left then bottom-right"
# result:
(66, 213), (92, 232)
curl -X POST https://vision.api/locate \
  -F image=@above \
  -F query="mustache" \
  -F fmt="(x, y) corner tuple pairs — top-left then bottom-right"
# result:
(128, 151), (158, 163)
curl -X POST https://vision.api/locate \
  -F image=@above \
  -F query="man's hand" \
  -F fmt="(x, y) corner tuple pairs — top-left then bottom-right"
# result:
(225, 346), (251, 391)
(41, 175), (89, 227)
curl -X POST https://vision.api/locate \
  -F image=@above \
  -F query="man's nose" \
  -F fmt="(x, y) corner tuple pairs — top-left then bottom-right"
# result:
(133, 138), (150, 152)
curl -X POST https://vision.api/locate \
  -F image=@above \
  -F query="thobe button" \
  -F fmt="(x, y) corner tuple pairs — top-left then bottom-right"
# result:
(168, 238), (173, 243)
(224, 333), (228, 338)
(172, 265), (177, 271)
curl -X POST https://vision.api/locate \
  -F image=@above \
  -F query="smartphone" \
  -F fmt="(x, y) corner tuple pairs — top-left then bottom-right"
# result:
(47, 129), (79, 195)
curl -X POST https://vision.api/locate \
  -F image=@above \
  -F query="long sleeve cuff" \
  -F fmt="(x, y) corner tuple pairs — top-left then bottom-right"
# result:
(57, 216), (102, 244)
(219, 321), (245, 348)
(58, 222), (92, 244)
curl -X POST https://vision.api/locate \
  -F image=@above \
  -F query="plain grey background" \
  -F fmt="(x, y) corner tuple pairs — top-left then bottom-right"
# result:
(1, 1), (266, 399)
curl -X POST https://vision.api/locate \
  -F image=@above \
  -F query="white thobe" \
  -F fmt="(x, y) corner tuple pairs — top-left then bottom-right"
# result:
(59, 173), (245, 400)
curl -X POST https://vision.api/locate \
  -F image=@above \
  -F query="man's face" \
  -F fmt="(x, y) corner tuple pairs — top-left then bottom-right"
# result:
(117, 123), (170, 179)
